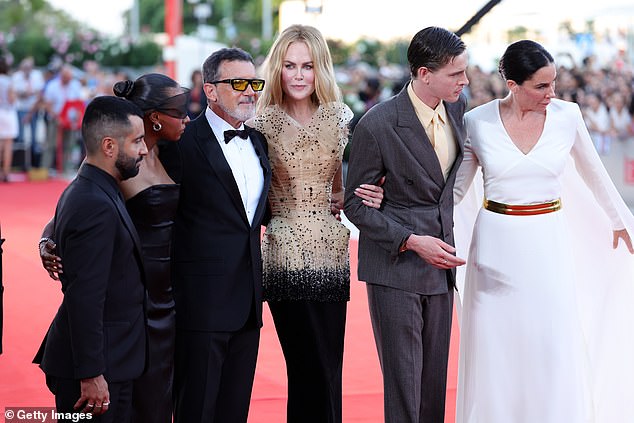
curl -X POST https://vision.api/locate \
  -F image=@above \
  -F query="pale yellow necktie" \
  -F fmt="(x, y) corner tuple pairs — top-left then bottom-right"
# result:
(431, 111), (449, 178)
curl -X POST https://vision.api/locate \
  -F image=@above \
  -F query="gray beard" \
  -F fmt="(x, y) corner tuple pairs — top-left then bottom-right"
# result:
(218, 101), (255, 123)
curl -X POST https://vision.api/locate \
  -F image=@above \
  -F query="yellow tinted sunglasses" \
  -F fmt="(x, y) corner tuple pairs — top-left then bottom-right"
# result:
(210, 78), (265, 92)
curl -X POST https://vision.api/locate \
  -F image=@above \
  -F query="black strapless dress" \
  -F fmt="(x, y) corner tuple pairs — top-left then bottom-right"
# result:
(126, 184), (179, 423)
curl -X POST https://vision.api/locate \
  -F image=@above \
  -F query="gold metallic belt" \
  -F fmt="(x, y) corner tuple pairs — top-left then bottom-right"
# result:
(483, 198), (562, 216)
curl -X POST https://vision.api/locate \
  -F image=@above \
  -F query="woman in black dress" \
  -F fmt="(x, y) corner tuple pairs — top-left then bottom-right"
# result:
(40, 73), (190, 423)
(113, 74), (189, 423)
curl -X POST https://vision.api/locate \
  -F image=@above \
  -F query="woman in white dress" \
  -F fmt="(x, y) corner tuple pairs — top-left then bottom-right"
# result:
(454, 40), (634, 423)
(0, 57), (18, 182)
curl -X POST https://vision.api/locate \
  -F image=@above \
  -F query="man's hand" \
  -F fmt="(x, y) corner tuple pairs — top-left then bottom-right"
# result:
(39, 238), (63, 280)
(354, 176), (385, 209)
(403, 234), (466, 269)
(75, 375), (110, 416)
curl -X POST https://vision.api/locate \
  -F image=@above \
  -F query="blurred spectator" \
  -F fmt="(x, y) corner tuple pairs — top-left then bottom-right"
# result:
(347, 76), (383, 162)
(358, 77), (382, 110)
(607, 92), (633, 142)
(81, 60), (101, 99)
(0, 57), (18, 182)
(465, 66), (494, 108)
(30, 66), (58, 173)
(556, 67), (583, 103)
(391, 76), (409, 97)
(42, 64), (83, 174)
(464, 65), (507, 109)
(12, 57), (45, 168)
(583, 91), (613, 155)
(186, 69), (206, 119)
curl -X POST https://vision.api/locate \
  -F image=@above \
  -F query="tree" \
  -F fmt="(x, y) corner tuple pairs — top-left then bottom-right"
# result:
(131, 0), (283, 50)
(0, 0), (162, 68)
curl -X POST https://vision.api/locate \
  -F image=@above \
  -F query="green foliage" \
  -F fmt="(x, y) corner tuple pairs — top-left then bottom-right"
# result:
(327, 38), (409, 68)
(355, 39), (382, 67)
(507, 26), (528, 42)
(383, 40), (408, 67)
(0, 0), (162, 68)
(0, 0), (410, 71)
(133, 0), (284, 50)
(98, 37), (162, 67)
(5, 28), (54, 66)
(327, 39), (353, 66)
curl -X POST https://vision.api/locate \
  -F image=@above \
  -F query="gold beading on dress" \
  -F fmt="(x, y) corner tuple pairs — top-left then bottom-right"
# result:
(252, 102), (353, 301)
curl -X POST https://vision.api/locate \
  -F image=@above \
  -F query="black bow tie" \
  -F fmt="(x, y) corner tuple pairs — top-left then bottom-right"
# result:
(224, 128), (251, 143)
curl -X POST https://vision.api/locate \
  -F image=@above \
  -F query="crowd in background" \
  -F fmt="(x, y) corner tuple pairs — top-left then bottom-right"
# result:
(344, 50), (634, 156)
(464, 52), (634, 155)
(0, 45), (633, 181)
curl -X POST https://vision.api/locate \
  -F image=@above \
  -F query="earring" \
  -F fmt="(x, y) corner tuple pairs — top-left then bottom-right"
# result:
(153, 122), (162, 132)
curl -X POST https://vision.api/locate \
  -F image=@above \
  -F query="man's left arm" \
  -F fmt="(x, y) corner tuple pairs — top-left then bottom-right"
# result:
(62, 202), (117, 380)
(344, 121), (411, 257)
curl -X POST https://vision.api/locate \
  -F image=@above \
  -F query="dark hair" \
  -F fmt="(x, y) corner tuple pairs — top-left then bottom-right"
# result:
(202, 48), (254, 84)
(498, 40), (554, 85)
(407, 27), (466, 78)
(191, 69), (202, 84)
(82, 96), (143, 155)
(0, 57), (9, 75)
(113, 73), (181, 112)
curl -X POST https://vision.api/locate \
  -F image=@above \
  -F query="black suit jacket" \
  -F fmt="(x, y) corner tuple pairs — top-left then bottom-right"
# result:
(34, 164), (146, 382)
(344, 87), (467, 295)
(168, 114), (271, 332)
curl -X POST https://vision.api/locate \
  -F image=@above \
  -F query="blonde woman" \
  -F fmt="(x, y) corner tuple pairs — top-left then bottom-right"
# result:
(250, 25), (381, 422)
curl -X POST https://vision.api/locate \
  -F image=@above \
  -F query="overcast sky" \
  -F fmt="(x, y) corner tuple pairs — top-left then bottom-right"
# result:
(47, 0), (132, 36)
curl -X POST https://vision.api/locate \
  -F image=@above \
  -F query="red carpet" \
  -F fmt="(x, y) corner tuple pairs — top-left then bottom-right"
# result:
(0, 179), (459, 422)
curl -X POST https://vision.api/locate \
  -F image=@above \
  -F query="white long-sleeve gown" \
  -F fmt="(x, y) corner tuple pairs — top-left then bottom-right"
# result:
(454, 99), (634, 423)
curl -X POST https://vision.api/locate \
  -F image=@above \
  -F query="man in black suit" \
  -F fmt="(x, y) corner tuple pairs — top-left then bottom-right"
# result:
(34, 96), (148, 422)
(169, 48), (271, 423)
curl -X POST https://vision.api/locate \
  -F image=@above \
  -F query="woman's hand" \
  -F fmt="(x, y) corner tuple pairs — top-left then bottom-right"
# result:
(355, 176), (385, 209)
(331, 191), (345, 221)
(39, 238), (63, 280)
(613, 229), (634, 253)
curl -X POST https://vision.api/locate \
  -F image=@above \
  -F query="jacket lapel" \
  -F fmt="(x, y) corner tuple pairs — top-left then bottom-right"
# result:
(246, 127), (271, 228)
(193, 117), (270, 227)
(80, 166), (145, 281)
(395, 89), (445, 188)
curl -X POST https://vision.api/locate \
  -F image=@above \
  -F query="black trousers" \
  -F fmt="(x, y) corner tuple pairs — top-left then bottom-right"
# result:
(46, 375), (133, 423)
(269, 300), (347, 423)
(173, 325), (260, 423)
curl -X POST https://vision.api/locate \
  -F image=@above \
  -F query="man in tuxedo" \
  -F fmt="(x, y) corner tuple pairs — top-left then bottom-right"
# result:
(34, 96), (148, 422)
(344, 27), (469, 423)
(169, 48), (271, 423)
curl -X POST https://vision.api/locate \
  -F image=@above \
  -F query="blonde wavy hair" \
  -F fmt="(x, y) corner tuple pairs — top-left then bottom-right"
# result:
(258, 24), (341, 111)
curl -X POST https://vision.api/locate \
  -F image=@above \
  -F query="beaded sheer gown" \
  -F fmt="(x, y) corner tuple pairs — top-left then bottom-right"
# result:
(125, 183), (179, 423)
(251, 102), (353, 302)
